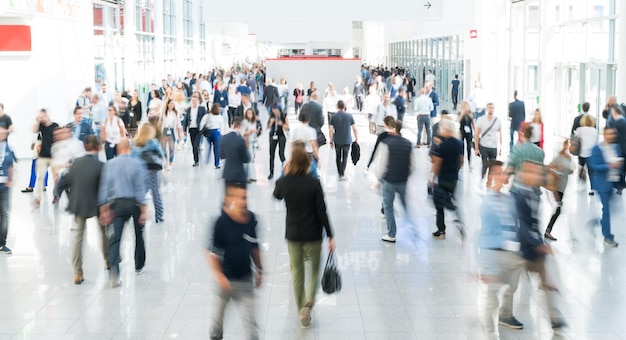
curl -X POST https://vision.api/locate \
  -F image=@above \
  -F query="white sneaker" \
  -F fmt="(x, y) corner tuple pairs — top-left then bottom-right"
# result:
(381, 234), (396, 243)
(166, 165), (172, 171)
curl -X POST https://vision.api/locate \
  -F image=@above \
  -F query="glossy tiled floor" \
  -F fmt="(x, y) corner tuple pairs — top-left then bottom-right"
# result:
(2, 109), (626, 340)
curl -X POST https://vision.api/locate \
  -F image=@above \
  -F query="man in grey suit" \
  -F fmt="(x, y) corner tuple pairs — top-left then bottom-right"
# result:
(65, 135), (108, 284)
(220, 118), (250, 184)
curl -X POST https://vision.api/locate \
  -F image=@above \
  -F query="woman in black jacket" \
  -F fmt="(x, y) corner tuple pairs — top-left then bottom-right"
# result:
(273, 146), (335, 329)
(267, 105), (289, 180)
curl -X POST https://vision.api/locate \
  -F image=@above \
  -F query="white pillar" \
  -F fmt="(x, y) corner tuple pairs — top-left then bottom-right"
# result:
(124, 0), (137, 89)
(153, 0), (164, 82)
(617, 0), (626, 101)
(471, 0), (509, 112)
(174, 0), (184, 78)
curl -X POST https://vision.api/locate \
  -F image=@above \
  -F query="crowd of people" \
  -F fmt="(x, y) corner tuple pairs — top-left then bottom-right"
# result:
(2, 60), (626, 339)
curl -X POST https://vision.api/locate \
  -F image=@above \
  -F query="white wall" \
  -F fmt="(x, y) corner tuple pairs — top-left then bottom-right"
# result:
(265, 59), (362, 103)
(0, 13), (93, 158)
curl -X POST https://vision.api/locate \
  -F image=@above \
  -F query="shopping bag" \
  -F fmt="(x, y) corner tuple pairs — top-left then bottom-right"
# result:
(321, 251), (342, 294)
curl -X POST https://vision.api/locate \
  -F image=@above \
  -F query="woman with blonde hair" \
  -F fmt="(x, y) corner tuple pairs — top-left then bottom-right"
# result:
(273, 146), (335, 329)
(132, 123), (165, 223)
(457, 101), (475, 167)
(520, 108), (544, 149)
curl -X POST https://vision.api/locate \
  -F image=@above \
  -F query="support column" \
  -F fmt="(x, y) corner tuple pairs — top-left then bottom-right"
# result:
(124, 0), (137, 89)
(617, 0), (626, 101)
(153, 0), (164, 82)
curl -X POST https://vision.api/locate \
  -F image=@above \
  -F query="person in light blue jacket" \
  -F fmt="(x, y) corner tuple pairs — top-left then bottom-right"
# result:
(588, 127), (623, 247)
(478, 160), (525, 338)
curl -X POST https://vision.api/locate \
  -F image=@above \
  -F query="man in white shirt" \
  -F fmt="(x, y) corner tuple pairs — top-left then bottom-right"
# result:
(291, 111), (320, 176)
(98, 83), (113, 107)
(373, 94), (397, 135)
(323, 88), (340, 125)
(415, 88), (434, 147)
(474, 103), (503, 180)
(364, 86), (381, 135)
(425, 70), (436, 89)
(183, 93), (208, 166)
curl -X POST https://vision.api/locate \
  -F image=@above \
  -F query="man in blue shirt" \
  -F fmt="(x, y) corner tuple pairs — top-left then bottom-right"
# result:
(98, 138), (147, 287)
(450, 75), (460, 111)
(478, 160), (525, 335)
(67, 107), (95, 142)
(426, 83), (439, 118)
(393, 88), (406, 122)
(0, 127), (15, 254)
(208, 182), (262, 340)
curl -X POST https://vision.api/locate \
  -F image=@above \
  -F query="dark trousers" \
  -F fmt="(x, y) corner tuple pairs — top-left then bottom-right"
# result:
(356, 96), (363, 111)
(335, 144), (350, 176)
(435, 181), (457, 232)
(107, 199), (145, 279)
(189, 128), (201, 163)
(546, 191), (564, 233)
(227, 107), (237, 126)
(295, 101), (303, 115)
(451, 92), (458, 109)
(105, 142), (117, 160)
(461, 134), (473, 164)
(269, 136), (286, 175)
(479, 145), (498, 178)
(0, 189), (9, 247)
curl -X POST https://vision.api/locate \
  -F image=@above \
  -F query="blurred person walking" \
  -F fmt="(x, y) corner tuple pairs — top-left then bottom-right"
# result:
(274, 146), (335, 328)
(429, 119), (465, 240)
(544, 140), (575, 241)
(514, 160), (566, 329)
(478, 160), (526, 338)
(65, 136), (108, 283)
(207, 182), (263, 340)
(132, 124), (165, 223)
(0, 127), (15, 254)
(98, 138), (147, 287)
(588, 128), (623, 247)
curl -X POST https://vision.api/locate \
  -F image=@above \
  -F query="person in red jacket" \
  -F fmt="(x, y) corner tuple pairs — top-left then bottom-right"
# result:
(519, 109), (544, 149)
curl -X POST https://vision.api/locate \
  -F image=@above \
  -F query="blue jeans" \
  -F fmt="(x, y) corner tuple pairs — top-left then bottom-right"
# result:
(0, 188), (10, 247)
(28, 159), (48, 188)
(417, 115), (431, 145)
(510, 127), (520, 149)
(105, 142), (117, 160)
(206, 129), (221, 167)
(598, 190), (614, 240)
(381, 180), (408, 238)
(107, 199), (145, 280)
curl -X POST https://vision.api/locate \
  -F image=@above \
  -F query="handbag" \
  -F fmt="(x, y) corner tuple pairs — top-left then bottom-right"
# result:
(141, 149), (163, 170)
(316, 130), (327, 147)
(321, 251), (342, 294)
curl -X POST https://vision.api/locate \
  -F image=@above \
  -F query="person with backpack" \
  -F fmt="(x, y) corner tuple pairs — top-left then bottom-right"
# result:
(132, 124), (165, 223)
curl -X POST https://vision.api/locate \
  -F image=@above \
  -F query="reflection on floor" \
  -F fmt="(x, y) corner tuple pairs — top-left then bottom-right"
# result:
(2, 111), (625, 340)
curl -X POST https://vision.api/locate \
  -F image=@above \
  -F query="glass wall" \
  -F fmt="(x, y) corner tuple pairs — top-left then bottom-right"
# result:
(388, 35), (464, 106)
(93, 2), (123, 91)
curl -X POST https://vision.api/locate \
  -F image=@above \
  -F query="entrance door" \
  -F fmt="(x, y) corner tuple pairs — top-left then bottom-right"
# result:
(584, 63), (615, 129)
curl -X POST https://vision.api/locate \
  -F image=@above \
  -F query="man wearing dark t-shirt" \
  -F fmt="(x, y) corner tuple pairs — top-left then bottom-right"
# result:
(207, 183), (262, 340)
(450, 75), (461, 110)
(329, 101), (358, 180)
(430, 119), (464, 240)
(33, 109), (59, 207)
(0, 103), (13, 134)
